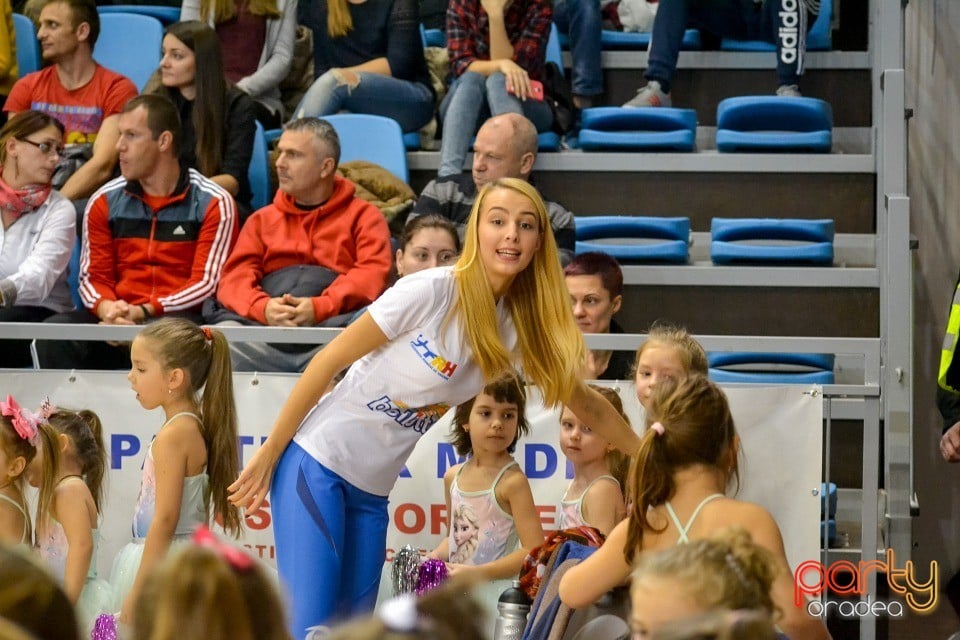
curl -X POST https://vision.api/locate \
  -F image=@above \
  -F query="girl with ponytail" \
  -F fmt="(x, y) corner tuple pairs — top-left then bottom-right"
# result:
(559, 375), (830, 640)
(29, 408), (112, 633)
(112, 318), (241, 627)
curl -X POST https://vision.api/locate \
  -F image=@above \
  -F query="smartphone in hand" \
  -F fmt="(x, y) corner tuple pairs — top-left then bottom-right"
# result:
(507, 79), (545, 101)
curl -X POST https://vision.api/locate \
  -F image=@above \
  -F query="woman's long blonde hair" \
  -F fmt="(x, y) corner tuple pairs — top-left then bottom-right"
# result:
(199, 0), (280, 24)
(327, 0), (353, 37)
(447, 178), (585, 408)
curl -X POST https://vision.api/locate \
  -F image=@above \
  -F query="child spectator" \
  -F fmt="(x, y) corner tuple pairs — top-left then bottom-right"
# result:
(293, 0), (435, 136)
(430, 372), (544, 579)
(437, 0), (554, 178)
(133, 525), (291, 640)
(564, 252), (630, 380)
(634, 323), (709, 409)
(0, 395), (39, 546)
(29, 408), (112, 632)
(153, 21), (257, 217)
(0, 544), (79, 640)
(180, 0), (297, 128)
(112, 318), (242, 627)
(630, 528), (780, 639)
(395, 214), (461, 278)
(558, 375), (829, 639)
(558, 384), (628, 536)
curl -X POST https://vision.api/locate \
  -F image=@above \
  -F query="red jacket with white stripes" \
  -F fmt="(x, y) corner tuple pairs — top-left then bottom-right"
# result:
(79, 168), (238, 315)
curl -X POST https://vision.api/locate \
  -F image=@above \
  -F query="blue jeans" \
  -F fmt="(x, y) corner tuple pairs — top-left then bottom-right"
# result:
(438, 71), (554, 177)
(646, 0), (816, 91)
(553, 0), (603, 96)
(271, 442), (389, 637)
(294, 70), (436, 133)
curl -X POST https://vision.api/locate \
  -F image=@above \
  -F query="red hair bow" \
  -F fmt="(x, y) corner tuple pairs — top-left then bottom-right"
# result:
(192, 524), (253, 571)
(0, 395), (39, 445)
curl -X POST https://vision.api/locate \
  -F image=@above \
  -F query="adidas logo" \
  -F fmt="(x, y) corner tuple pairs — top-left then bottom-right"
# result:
(173, 225), (186, 236)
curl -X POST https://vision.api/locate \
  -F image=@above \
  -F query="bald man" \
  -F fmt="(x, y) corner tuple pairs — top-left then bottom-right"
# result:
(411, 113), (575, 264)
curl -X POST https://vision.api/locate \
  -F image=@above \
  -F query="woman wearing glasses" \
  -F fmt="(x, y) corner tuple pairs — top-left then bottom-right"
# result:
(0, 111), (75, 367)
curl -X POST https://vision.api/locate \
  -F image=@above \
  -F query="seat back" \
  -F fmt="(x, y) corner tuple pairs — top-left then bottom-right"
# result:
(546, 23), (563, 70)
(248, 121), (272, 211)
(324, 113), (409, 183)
(98, 5), (181, 25)
(13, 14), (40, 77)
(93, 13), (163, 91)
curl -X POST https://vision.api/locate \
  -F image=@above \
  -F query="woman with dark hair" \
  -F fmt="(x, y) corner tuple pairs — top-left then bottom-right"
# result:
(0, 110), (76, 367)
(180, 0), (297, 128)
(153, 20), (257, 217)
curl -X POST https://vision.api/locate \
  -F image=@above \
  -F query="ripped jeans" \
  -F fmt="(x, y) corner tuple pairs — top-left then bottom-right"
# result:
(293, 69), (435, 133)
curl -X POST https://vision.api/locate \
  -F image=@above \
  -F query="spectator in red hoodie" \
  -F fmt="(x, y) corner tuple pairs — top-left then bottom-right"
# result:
(206, 117), (392, 372)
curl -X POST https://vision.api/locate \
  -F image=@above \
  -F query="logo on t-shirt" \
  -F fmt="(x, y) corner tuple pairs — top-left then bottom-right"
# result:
(410, 334), (458, 380)
(366, 395), (450, 434)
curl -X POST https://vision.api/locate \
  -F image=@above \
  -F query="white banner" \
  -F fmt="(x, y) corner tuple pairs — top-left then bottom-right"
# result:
(0, 372), (822, 603)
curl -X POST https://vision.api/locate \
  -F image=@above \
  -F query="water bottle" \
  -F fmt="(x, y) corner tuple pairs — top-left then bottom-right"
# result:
(493, 580), (532, 640)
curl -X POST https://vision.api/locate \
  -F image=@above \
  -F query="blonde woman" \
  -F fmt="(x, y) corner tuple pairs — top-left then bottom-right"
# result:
(181, 0), (296, 127)
(229, 177), (641, 637)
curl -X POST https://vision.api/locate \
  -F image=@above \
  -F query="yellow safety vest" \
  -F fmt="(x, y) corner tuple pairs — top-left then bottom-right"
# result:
(940, 281), (960, 393)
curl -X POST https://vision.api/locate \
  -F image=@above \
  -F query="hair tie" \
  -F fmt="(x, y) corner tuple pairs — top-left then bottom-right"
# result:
(650, 421), (665, 436)
(378, 594), (421, 632)
(0, 395), (39, 445)
(725, 552), (750, 590)
(192, 524), (253, 571)
(38, 397), (56, 420)
(202, 326), (213, 341)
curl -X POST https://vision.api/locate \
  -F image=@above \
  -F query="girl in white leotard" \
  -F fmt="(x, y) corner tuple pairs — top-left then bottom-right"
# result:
(559, 375), (830, 640)
(113, 318), (242, 628)
(557, 385), (628, 537)
(0, 395), (41, 547)
(28, 409), (112, 633)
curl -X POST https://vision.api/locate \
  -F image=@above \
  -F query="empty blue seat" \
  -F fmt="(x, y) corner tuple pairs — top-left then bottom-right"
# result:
(93, 13), (163, 91)
(578, 107), (697, 151)
(324, 114), (409, 182)
(421, 27), (446, 48)
(248, 122), (271, 210)
(708, 351), (835, 384)
(710, 218), (834, 265)
(721, 0), (832, 52)
(821, 482), (837, 519)
(601, 28), (701, 50)
(13, 14), (40, 77)
(574, 215), (690, 263)
(821, 518), (837, 546)
(98, 4), (181, 24)
(715, 96), (833, 152)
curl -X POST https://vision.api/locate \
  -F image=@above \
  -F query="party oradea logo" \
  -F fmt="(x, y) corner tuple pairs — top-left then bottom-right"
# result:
(794, 549), (938, 618)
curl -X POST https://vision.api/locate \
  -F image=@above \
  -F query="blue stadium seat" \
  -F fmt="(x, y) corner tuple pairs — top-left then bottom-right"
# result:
(721, 0), (832, 52)
(574, 215), (690, 264)
(324, 114), (409, 182)
(13, 14), (40, 77)
(248, 121), (271, 210)
(821, 482), (838, 518)
(710, 218), (834, 265)
(708, 351), (835, 384)
(578, 107), (697, 151)
(97, 4), (181, 25)
(421, 27), (446, 48)
(715, 96), (833, 153)
(93, 13), (163, 91)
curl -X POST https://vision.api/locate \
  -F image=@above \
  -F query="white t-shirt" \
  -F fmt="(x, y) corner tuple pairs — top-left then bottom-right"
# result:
(294, 267), (518, 496)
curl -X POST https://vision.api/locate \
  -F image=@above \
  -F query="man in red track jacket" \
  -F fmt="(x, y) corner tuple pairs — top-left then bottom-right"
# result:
(209, 117), (392, 372)
(38, 95), (238, 369)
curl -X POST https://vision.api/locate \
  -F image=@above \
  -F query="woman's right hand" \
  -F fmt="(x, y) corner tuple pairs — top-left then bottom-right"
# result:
(498, 59), (532, 101)
(228, 441), (282, 512)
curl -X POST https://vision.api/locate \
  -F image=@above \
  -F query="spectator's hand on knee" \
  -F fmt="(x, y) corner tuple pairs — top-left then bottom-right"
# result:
(941, 422), (960, 462)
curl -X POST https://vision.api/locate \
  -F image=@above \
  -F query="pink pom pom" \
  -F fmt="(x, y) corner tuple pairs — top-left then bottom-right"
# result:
(90, 614), (118, 640)
(415, 558), (448, 595)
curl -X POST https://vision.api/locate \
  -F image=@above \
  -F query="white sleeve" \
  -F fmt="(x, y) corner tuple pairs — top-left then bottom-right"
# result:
(6, 195), (76, 307)
(366, 270), (449, 340)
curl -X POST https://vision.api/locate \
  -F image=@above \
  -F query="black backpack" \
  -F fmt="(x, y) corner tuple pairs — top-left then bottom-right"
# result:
(543, 61), (576, 135)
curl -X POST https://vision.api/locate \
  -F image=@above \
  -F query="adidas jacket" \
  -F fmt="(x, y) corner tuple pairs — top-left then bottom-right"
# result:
(79, 168), (238, 315)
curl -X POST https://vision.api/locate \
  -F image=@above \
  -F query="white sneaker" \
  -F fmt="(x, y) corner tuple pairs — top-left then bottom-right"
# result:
(623, 80), (672, 107)
(776, 84), (802, 97)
